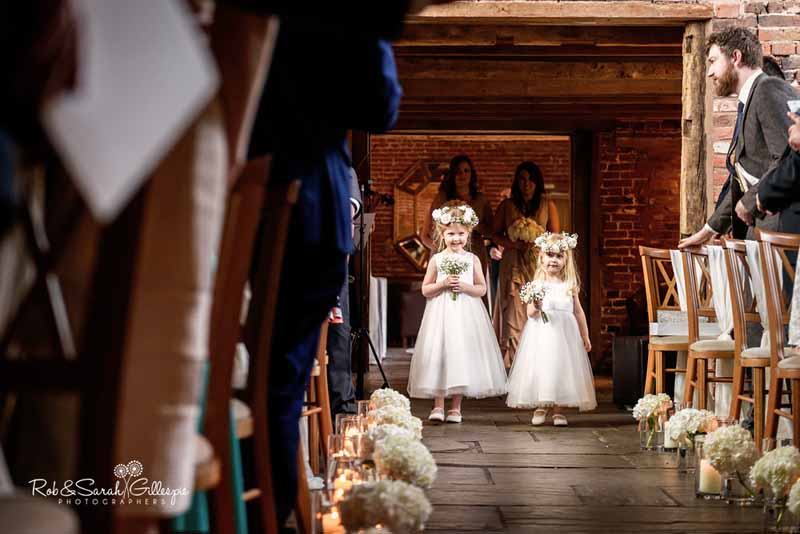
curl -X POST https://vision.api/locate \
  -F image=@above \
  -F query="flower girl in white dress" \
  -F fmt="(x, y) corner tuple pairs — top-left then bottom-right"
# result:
(506, 232), (597, 426)
(408, 202), (507, 423)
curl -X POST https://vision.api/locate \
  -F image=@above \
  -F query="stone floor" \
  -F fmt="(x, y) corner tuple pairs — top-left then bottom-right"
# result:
(367, 348), (763, 534)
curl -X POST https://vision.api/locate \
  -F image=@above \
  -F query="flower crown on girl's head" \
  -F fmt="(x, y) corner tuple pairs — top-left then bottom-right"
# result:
(432, 205), (479, 228)
(534, 232), (579, 253)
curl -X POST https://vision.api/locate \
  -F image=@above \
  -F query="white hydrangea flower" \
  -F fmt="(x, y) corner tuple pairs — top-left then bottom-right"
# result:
(369, 406), (423, 439)
(369, 388), (411, 413)
(374, 434), (437, 489)
(750, 446), (800, 497)
(704, 425), (759, 475)
(668, 408), (715, 443)
(632, 393), (671, 421)
(788, 480), (800, 516)
(363, 424), (419, 456)
(339, 480), (432, 534)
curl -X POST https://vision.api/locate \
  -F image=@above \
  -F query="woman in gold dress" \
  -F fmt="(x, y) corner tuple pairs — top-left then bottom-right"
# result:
(492, 161), (561, 367)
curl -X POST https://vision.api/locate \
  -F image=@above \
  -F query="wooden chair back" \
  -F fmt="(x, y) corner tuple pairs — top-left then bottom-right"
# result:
(757, 229), (800, 366)
(722, 239), (761, 356)
(681, 246), (717, 344)
(639, 246), (681, 325)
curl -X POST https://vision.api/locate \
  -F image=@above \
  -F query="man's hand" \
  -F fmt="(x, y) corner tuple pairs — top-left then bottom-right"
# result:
(678, 226), (715, 249)
(490, 246), (503, 261)
(736, 199), (755, 225)
(788, 112), (800, 151)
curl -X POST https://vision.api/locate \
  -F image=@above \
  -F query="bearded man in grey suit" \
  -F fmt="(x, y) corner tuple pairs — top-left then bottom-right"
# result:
(680, 27), (796, 248)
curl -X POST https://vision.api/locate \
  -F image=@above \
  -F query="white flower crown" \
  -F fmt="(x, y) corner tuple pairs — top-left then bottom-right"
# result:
(534, 232), (578, 253)
(431, 205), (479, 228)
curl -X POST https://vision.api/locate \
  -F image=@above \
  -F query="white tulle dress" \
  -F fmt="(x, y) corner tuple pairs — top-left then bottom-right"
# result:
(407, 251), (508, 399)
(506, 281), (597, 411)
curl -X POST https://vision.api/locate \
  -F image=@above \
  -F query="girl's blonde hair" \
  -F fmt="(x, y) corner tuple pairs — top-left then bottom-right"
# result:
(433, 200), (478, 251)
(533, 232), (581, 295)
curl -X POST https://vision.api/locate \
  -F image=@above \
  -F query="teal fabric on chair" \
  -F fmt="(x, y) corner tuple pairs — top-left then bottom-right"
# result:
(171, 363), (249, 534)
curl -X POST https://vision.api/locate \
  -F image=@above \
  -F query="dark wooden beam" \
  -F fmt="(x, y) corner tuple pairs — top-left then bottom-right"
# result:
(396, 24), (686, 47)
(394, 45), (682, 60)
(407, 2), (713, 26)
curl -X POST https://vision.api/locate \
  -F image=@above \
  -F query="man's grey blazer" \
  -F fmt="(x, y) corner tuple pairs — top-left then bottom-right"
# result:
(707, 73), (795, 235)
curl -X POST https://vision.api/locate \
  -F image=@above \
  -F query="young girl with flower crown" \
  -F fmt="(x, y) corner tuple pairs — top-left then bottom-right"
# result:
(506, 232), (597, 426)
(407, 202), (507, 423)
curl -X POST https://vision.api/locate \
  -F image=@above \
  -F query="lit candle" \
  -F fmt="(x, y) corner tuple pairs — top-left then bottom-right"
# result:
(663, 421), (678, 449)
(333, 474), (353, 492)
(698, 459), (722, 494)
(321, 508), (345, 534)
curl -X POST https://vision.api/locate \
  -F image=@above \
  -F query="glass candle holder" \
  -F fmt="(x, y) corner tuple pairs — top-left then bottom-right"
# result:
(694, 435), (722, 500)
(638, 416), (664, 451)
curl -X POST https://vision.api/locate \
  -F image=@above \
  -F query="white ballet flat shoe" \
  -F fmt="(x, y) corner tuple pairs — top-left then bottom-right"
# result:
(428, 407), (445, 422)
(530, 409), (548, 426)
(553, 414), (568, 427)
(445, 409), (462, 423)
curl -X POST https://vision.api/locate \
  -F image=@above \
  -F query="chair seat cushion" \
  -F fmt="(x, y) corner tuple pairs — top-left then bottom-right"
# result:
(778, 356), (800, 369)
(649, 335), (688, 346)
(742, 347), (770, 359)
(0, 494), (79, 534)
(690, 339), (735, 352)
(231, 398), (251, 422)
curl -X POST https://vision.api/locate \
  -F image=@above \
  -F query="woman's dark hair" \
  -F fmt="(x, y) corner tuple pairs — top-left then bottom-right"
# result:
(440, 154), (479, 200)
(511, 160), (544, 216)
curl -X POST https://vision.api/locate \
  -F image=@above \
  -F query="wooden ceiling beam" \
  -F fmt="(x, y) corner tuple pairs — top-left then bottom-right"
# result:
(408, 1), (713, 26)
(394, 45), (682, 60)
(397, 58), (683, 81)
(401, 78), (681, 99)
(396, 24), (686, 47)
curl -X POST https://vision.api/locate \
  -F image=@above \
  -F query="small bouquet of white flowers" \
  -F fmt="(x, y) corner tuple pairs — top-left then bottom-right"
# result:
(704, 425), (759, 497)
(750, 446), (800, 498)
(667, 408), (716, 446)
(339, 480), (432, 534)
(787, 479), (800, 517)
(368, 406), (423, 440)
(369, 388), (411, 413)
(374, 434), (438, 489)
(520, 280), (549, 323)
(364, 424), (419, 456)
(439, 256), (471, 301)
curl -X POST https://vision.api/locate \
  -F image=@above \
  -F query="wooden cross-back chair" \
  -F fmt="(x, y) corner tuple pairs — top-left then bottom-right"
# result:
(758, 229), (800, 445)
(0, 168), (147, 533)
(723, 239), (769, 445)
(682, 246), (735, 409)
(639, 246), (688, 394)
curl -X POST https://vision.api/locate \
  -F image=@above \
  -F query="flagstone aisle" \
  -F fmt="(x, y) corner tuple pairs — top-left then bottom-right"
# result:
(368, 348), (763, 533)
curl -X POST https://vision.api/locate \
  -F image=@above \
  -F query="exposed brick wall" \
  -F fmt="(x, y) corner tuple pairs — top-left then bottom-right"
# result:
(369, 125), (681, 366)
(710, 0), (800, 197)
(369, 134), (571, 279)
(597, 121), (683, 362)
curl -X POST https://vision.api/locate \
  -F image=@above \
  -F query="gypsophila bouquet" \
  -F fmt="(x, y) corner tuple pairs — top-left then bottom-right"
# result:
(439, 255), (471, 301)
(520, 280), (549, 323)
(369, 406), (423, 440)
(374, 434), (437, 489)
(750, 446), (800, 498)
(339, 480), (432, 534)
(667, 408), (715, 446)
(369, 388), (411, 413)
(704, 425), (759, 496)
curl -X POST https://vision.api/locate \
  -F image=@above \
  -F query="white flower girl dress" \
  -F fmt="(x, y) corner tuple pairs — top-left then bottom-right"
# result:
(506, 280), (597, 411)
(407, 251), (507, 399)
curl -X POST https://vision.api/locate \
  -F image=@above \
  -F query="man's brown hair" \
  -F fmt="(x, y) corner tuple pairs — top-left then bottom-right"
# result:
(706, 27), (763, 69)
